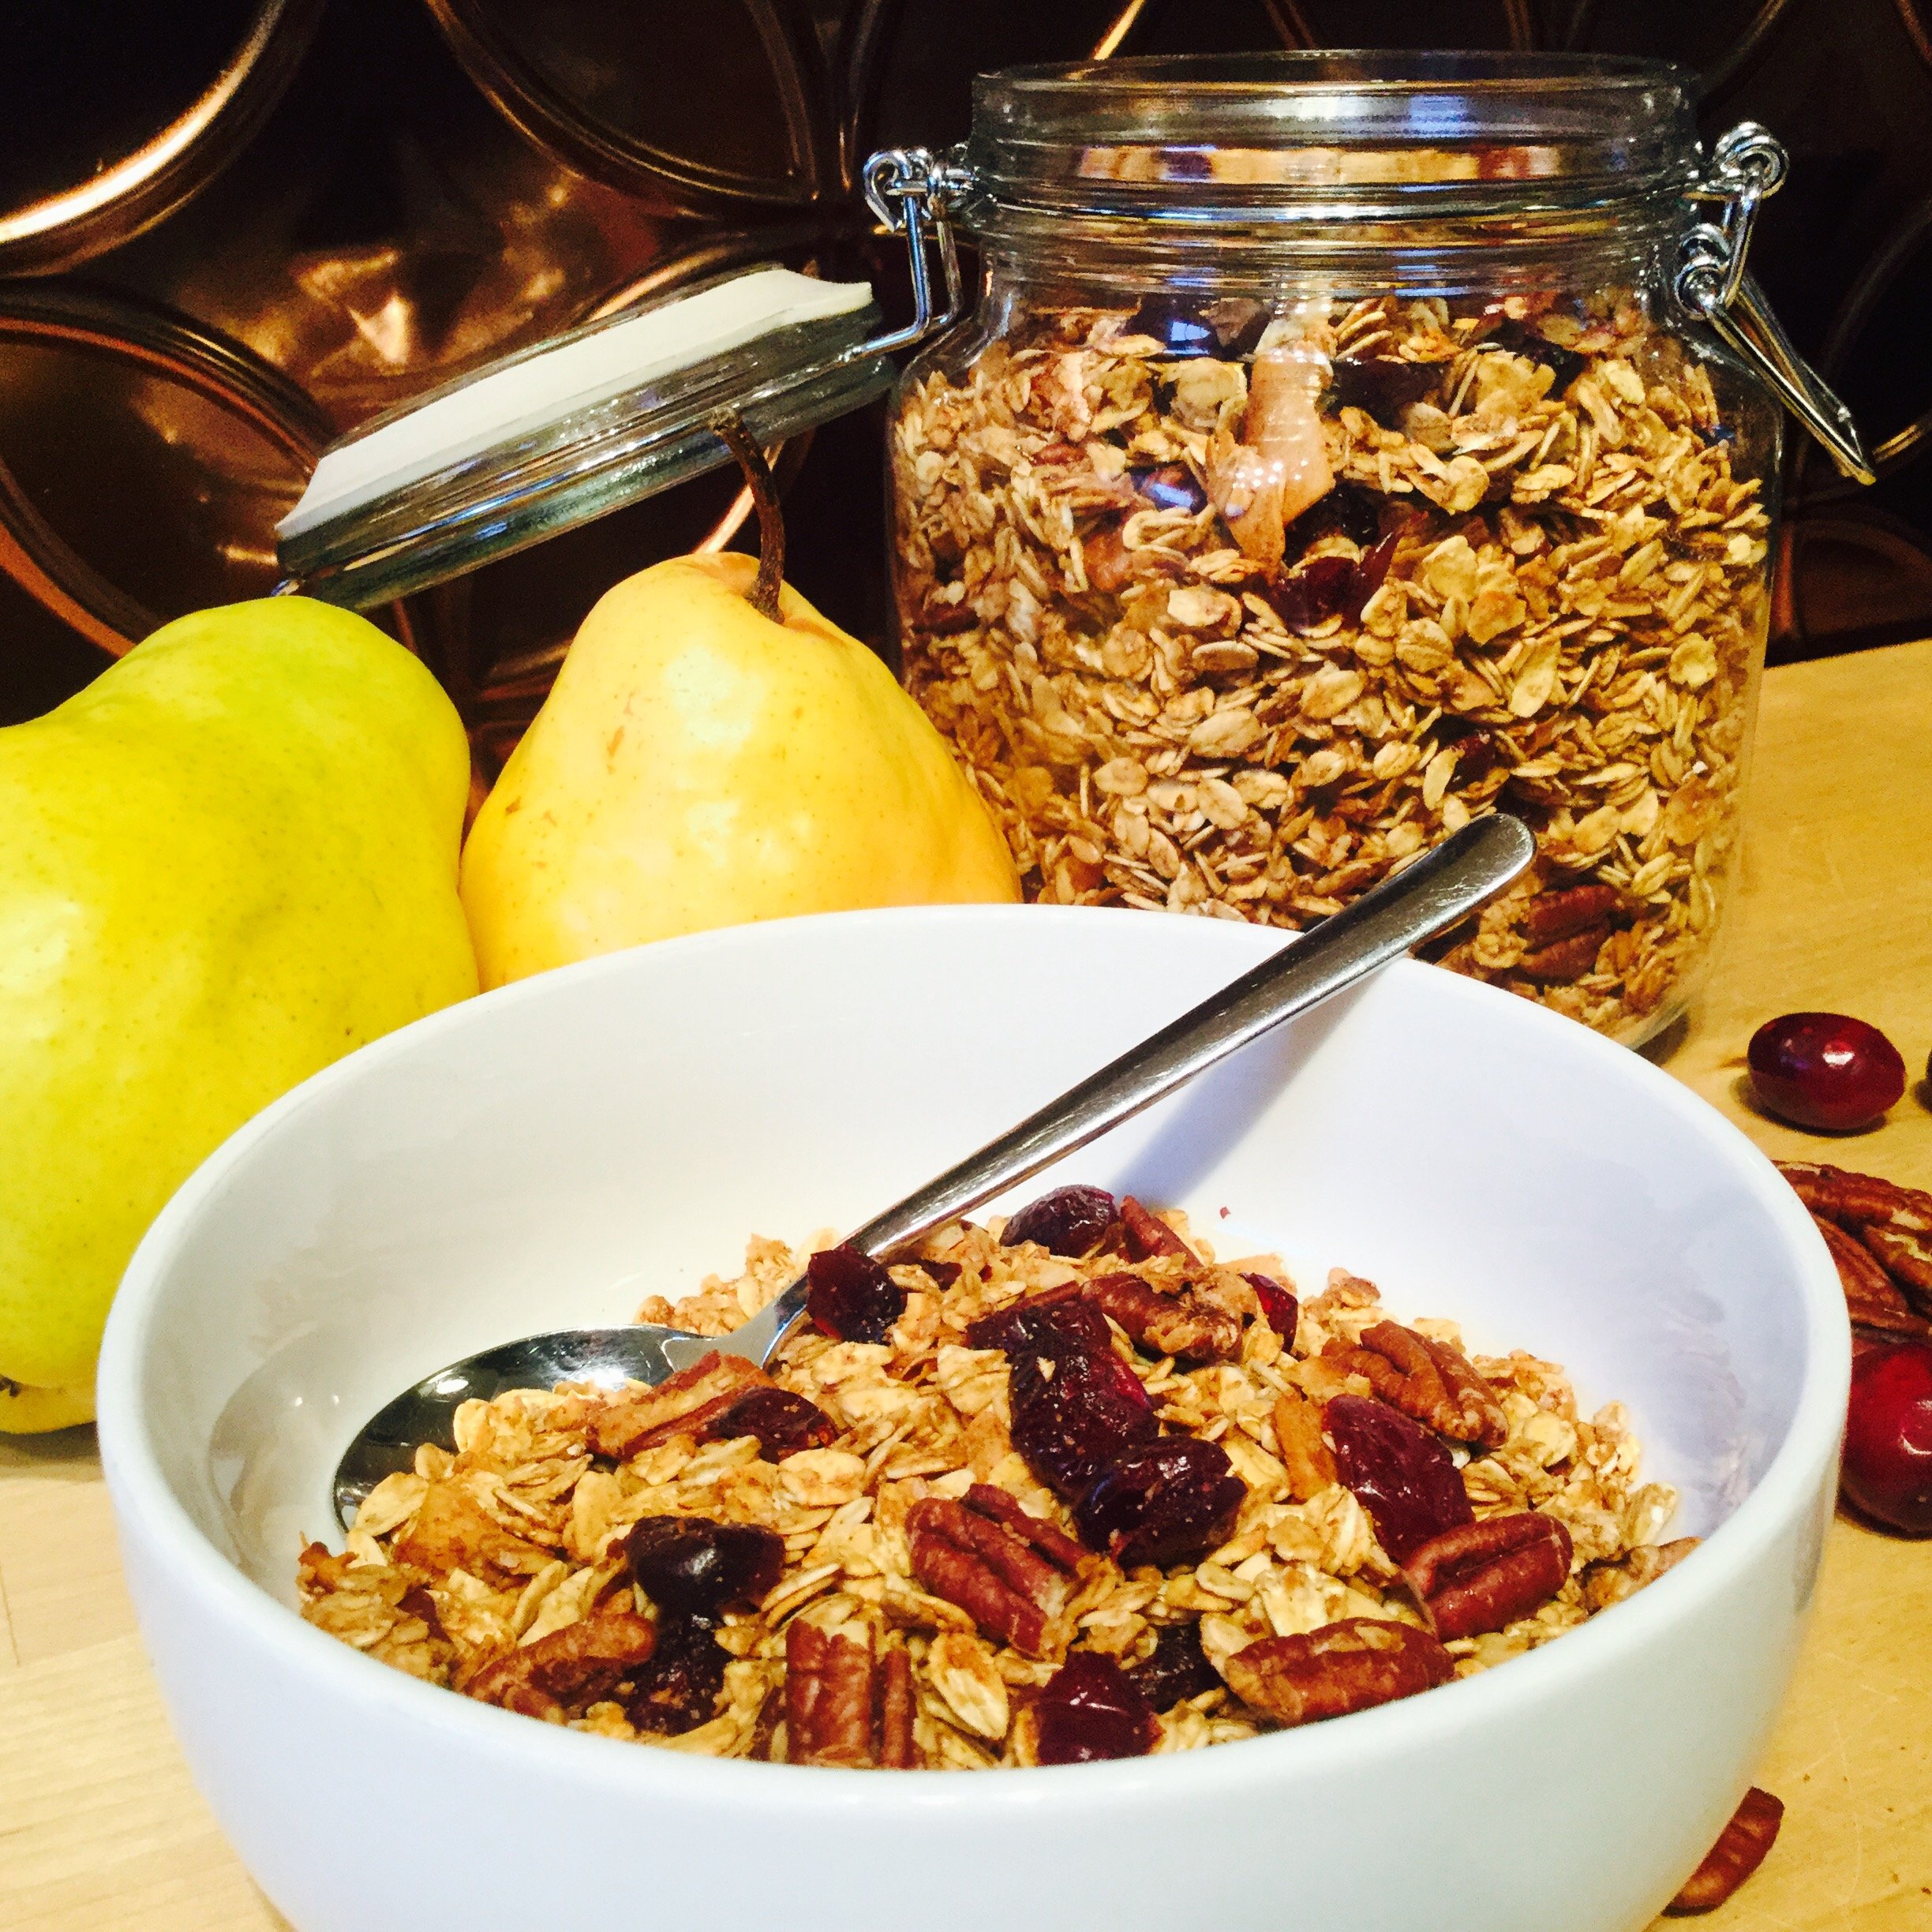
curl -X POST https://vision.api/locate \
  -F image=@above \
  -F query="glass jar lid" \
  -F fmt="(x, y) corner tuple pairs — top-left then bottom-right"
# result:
(959, 51), (1701, 230)
(275, 265), (893, 608)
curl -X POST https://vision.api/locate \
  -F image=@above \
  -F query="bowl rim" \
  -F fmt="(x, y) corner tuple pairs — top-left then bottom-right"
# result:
(96, 901), (1850, 1808)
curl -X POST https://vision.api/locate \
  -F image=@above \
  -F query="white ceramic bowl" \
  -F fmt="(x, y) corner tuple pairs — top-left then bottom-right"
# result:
(98, 906), (1847, 1932)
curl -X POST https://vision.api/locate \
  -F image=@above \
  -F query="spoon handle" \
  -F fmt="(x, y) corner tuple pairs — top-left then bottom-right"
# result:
(723, 813), (1533, 1367)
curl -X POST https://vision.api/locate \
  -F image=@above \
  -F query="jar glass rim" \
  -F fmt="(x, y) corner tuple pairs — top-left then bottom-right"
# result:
(962, 51), (1702, 223)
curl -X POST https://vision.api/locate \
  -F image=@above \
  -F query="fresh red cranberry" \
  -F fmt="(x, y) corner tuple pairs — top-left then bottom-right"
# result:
(1324, 1394), (1475, 1562)
(1125, 1621), (1221, 1712)
(1032, 1652), (1159, 1764)
(1000, 1185), (1120, 1257)
(627, 1515), (785, 1615)
(804, 1243), (905, 1342)
(623, 1616), (727, 1735)
(1747, 1013), (1906, 1131)
(1073, 1437), (1245, 1570)
(1245, 1271), (1299, 1341)
(1842, 1342), (1932, 1535)
(710, 1387), (835, 1461)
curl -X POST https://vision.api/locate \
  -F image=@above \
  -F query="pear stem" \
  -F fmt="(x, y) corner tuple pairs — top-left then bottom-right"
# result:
(710, 413), (785, 622)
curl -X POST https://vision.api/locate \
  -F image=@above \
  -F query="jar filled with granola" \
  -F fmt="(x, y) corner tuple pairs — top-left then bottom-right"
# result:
(882, 54), (1870, 1044)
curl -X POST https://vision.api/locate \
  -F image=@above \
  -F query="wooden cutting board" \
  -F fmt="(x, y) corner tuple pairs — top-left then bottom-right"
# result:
(3, 639), (1929, 1931)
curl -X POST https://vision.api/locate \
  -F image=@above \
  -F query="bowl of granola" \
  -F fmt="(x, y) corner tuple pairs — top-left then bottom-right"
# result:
(97, 904), (1846, 1932)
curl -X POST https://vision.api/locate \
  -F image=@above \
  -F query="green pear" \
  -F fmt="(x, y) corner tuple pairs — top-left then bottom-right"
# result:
(0, 597), (477, 1429)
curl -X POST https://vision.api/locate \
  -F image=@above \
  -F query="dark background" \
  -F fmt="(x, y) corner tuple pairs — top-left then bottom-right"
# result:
(4, 0), (1930, 750)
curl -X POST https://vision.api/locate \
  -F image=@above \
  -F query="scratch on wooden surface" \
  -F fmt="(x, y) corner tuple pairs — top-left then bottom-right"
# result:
(0, 1555), (17, 1670)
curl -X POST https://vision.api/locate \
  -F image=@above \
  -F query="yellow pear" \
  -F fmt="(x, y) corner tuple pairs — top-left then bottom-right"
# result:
(461, 552), (1019, 987)
(0, 597), (477, 1429)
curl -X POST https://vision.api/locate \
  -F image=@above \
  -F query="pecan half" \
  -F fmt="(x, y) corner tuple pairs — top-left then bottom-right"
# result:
(1663, 1787), (1784, 1915)
(460, 1605), (657, 1720)
(1223, 1618), (1455, 1727)
(1402, 1511), (1572, 1640)
(784, 1619), (878, 1767)
(1086, 1271), (1241, 1361)
(1519, 882), (1627, 947)
(1324, 1321), (1508, 1450)
(1119, 1196), (1198, 1264)
(1778, 1160), (1932, 1313)
(1272, 1388), (1339, 1501)
(907, 1485), (1089, 1657)
(1518, 930), (1604, 983)
(1810, 1214), (1930, 1338)
(1580, 1537), (1700, 1613)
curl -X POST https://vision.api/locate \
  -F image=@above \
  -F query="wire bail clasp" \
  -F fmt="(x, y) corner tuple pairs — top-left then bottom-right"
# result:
(1678, 124), (1874, 484)
(853, 146), (971, 360)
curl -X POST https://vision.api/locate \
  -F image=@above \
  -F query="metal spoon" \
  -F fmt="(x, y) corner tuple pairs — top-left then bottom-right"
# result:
(332, 812), (1533, 1528)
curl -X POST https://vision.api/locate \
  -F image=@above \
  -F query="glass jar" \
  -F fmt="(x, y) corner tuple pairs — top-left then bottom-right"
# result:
(884, 53), (1868, 1046)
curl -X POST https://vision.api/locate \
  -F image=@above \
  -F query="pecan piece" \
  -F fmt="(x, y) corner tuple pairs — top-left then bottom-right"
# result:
(878, 1645), (916, 1769)
(1118, 1196), (1198, 1264)
(564, 1351), (774, 1461)
(1581, 1536), (1700, 1613)
(1517, 929), (1604, 983)
(1223, 1619), (1455, 1727)
(1272, 1388), (1339, 1501)
(460, 1605), (657, 1720)
(1810, 1214), (1930, 1338)
(1324, 1321), (1508, 1450)
(1519, 882), (1627, 947)
(907, 1485), (1089, 1657)
(1402, 1511), (1572, 1639)
(1663, 1787), (1784, 1915)
(394, 1478), (552, 1585)
(1086, 1271), (1241, 1361)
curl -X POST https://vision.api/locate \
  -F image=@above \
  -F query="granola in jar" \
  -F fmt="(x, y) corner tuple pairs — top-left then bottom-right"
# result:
(299, 1188), (1691, 1768)
(860, 51), (1870, 1047)
(892, 290), (1772, 1043)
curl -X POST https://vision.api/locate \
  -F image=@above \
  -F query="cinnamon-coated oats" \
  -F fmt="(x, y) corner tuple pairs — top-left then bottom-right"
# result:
(301, 1197), (1690, 1765)
(891, 294), (1770, 1041)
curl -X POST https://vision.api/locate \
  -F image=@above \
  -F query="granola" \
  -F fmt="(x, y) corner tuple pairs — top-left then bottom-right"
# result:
(300, 1190), (1687, 1767)
(890, 293), (1772, 1043)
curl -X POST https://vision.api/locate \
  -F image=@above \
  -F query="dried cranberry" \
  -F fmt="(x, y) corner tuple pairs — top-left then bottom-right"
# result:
(1129, 464), (1208, 515)
(1032, 1651), (1159, 1764)
(1324, 1394), (1474, 1563)
(1075, 1436), (1245, 1569)
(964, 1285), (1099, 1358)
(805, 1243), (906, 1342)
(1266, 552), (1358, 632)
(623, 1616), (727, 1735)
(627, 1515), (785, 1616)
(1001, 1185), (1121, 1258)
(1245, 1271), (1299, 1341)
(1841, 1341), (1932, 1535)
(710, 1387), (836, 1461)
(915, 1258), (963, 1290)
(1485, 318), (1586, 395)
(1013, 1348), (1161, 1502)
(1330, 354), (1437, 425)
(1125, 1620), (1221, 1712)
(1123, 298), (1218, 357)
(1350, 532), (1399, 617)
(1747, 1013), (1907, 1133)
(1287, 480), (1383, 554)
